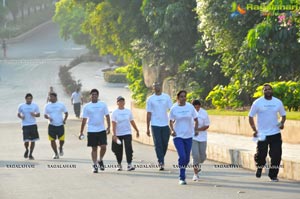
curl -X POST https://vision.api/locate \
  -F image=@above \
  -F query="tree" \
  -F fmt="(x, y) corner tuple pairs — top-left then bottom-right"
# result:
(53, 0), (90, 45)
(141, 0), (199, 74)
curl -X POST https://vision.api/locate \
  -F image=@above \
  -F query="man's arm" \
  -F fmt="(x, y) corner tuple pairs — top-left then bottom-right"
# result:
(146, 112), (151, 137)
(79, 118), (87, 137)
(106, 114), (111, 134)
(249, 116), (257, 137)
(63, 112), (68, 124)
(279, 115), (286, 129)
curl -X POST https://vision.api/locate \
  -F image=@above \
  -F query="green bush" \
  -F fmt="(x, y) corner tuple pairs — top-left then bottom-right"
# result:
(103, 71), (127, 83)
(115, 66), (129, 73)
(126, 61), (147, 107)
(69, 53), (102, 68)
(253, 81), (300, 111)
(206, 81), (243, 109)
(59, 65), (82, 95)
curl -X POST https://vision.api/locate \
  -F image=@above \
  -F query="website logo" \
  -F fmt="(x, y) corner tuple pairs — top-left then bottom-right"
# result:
(231, 2), (246, 18)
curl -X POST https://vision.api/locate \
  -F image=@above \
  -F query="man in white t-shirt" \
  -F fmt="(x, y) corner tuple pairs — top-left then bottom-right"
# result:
(17, 93), (40, 160)
(146, 82), (173, 170)
(79, 89), (111, 173)
(44, 92), (68, 159)
(71, 88), (83, 118)
(191, 99), (210, 181)
(249, 83), (286, 182)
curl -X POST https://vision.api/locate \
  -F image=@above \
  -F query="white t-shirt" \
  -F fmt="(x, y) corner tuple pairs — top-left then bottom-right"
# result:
(169, 102), (198, 139)
(146, 93), (172, 126)
(18, 103), (40, 126)
(71, 92), (81, 104)
(111, 108), (133, 136)
(193, 108), (210, 142)
(82, 101), (109, 133)
(44, 102), (68, 126)
(249, 96), (286, 136)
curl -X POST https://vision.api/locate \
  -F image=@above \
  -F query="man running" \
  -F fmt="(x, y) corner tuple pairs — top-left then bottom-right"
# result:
(79, 89), (111, 173)
(17, 93), (40, 160)
(44, 92), (68, 159)
(146, 82), (173, 170)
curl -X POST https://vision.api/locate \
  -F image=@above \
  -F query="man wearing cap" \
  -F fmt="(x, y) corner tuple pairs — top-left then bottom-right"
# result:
(79, 89), (110, 173)
(111, 96), (139, 171)
(146, 82), (173, 170)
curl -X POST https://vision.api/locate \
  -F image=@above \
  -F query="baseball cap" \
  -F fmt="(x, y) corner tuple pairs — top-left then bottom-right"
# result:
(117, 96), (125, 102)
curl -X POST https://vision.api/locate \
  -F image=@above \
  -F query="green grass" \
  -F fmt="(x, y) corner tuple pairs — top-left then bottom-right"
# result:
(206, 109), (300, 120)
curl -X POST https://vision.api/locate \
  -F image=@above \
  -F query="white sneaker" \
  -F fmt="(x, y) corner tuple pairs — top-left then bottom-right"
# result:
(59, 149), (64, 156)
(127, 164), (135, 171)
(179, 180), (187, 185)
(192, 174), (200, 181)
(52, 154), (59, 159)
(116, 164), (122, 171)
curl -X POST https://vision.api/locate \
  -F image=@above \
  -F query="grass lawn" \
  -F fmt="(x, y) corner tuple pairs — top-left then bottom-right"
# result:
(206, 109), (300, 120)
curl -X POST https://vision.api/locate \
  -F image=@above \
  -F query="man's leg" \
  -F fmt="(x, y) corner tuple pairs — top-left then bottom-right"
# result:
(254, 140), (268, 178)
(74, 103), (80, 118)
(98, 131), (107, 166)
(151, 126), (164, 166)
(91, 146), (98, 173)
(29, 142), (35, 159)
(58, 126), (65, 156)
(161, 126), (170, 164)
(51, 140), (58, 155)
(24, 142), (29, 158)
(268, 133), (282, 180)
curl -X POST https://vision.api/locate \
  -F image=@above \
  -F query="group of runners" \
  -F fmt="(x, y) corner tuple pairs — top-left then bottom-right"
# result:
(17, 83), (286, 184)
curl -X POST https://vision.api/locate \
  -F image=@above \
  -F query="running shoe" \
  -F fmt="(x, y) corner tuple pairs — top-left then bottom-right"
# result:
(59, 148), (64, 156)
(98, 160), (105, 171)
(270, 177), (279, 182)
(159, 163), (164, 171)
(52, 154), (59, 159)
(24, 150), (29, 158)
(178, 180), (187, 185)
(256, 168), (262, 178)
(28, 155), (34, 160)
(93, 165), (98, 173)
(116, 164), (122, 171)
(192, 174), (199, 181)
(127, 164), (135, 171)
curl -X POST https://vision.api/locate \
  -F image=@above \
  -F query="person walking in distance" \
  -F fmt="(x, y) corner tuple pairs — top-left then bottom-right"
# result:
(169, 90), (198, 185)
(146, 82), (173, 170)
(44, 92), (68, 159)
(2, 39), (7, 58)
(111, 96), (139, 171)
(249, 83), (286, 182)
(17, 93), (40, 160)
(46, 86), (54, 103)
(71, 87), (83, 118)
(191, 99), (210, 181)
(79, 89), (111, 173)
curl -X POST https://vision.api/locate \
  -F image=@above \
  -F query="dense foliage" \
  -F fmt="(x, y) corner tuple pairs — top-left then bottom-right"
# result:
(53, 0), (300, 108)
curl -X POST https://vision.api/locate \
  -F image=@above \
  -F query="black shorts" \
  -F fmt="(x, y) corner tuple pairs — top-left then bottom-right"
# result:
(87, 131), (107, 147)
(48, 125), (65, 141)
(22, 125), (39, 142)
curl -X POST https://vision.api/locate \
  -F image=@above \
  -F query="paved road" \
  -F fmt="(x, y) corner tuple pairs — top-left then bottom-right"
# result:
(0, 22), (299, 199)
